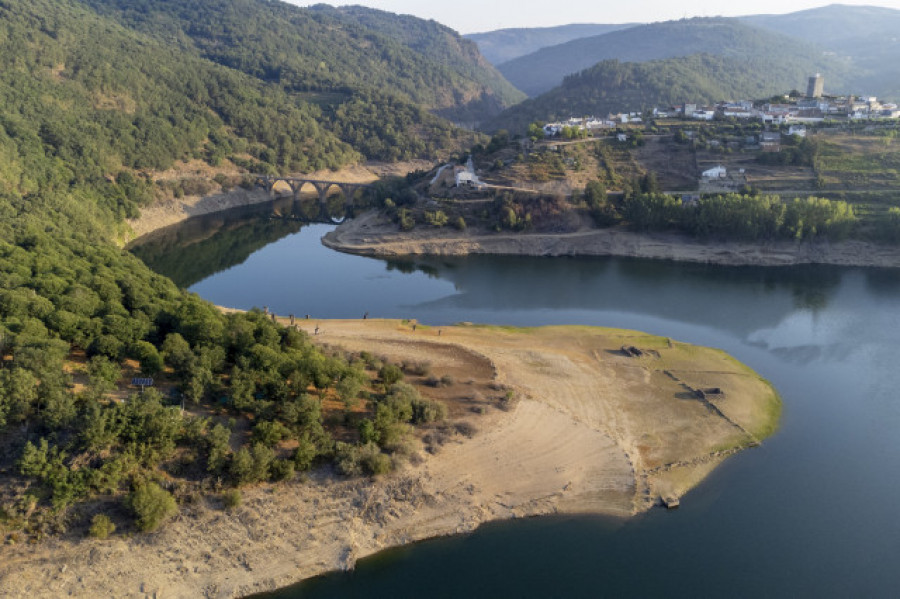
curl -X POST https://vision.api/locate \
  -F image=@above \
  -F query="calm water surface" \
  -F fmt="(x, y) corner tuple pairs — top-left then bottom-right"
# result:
(132, 205), (900, 598)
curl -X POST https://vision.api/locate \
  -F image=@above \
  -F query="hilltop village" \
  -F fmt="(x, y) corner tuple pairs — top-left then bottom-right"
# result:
(541, 75), (899, 139)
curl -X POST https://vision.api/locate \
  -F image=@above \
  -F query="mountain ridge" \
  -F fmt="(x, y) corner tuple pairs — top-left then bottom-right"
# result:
(496, 17), (847, 97)
(466, 23), (636, 65)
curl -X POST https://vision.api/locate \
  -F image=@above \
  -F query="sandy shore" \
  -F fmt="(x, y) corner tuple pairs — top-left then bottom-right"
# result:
(323, 210), (900, 268)
(0, 319), (779, 598)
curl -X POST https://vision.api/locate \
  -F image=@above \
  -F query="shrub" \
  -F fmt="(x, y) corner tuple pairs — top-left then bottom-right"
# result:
(454, 421), (478, 438)
(378, 363), (403, 386)
(228, 448), (254, 486)
(128, 482), (177, 532)
(222, 489), (242, 511)
(411, 398), (447, 424)
(292, 435), (318, 472)
(335, 442), (392, 476)
(269, 459), (295, 482)
(88, 514), (116, 539)
(425, 210), (448, 227)
(402, 360), (431, 376)
(251, 420), (291, 447)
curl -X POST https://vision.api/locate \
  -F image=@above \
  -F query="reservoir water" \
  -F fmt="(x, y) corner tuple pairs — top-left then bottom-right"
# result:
(131, 202), (900, 598)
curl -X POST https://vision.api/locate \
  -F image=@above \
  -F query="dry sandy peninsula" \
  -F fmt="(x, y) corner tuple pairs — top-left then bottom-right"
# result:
(0, 319), (779, 599)
(323, 210), (900, 268)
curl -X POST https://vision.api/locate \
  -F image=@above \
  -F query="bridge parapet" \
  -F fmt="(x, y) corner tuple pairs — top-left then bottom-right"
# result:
(253, 175), (373, 205)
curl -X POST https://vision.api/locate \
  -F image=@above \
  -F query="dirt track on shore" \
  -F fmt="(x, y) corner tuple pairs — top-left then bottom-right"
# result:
(0, 320), (778, 599)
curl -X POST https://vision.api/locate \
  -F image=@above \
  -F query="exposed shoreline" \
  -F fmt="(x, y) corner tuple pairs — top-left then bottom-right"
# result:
(0, 319), (779, 598)
(124, 162), (431, 241)
(323, 210), (900, 268)
(126, 168), (900, 270)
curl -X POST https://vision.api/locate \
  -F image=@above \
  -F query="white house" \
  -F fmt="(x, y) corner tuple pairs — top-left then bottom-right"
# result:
(543, 123), (563, 136)
(702, 165), (727, 179)
(617, 133), (628, 142)
(788, 125), (807, 138)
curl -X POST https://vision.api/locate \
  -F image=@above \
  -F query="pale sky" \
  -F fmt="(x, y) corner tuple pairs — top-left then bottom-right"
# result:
(288, 1), (900, 33)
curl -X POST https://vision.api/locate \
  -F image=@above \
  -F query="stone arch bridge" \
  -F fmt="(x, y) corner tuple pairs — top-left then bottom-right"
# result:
(254, 175), (373, 206)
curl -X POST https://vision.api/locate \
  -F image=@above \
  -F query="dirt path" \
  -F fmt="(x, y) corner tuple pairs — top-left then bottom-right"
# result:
(0, 320), (778, 598)
(323, 210), (900, 268)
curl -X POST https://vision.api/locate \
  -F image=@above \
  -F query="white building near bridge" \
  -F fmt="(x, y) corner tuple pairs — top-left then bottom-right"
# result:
(702, 165), (727, 179)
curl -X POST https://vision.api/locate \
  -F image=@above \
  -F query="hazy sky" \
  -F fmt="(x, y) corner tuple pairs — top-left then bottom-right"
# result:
(289, 1), (900, 33)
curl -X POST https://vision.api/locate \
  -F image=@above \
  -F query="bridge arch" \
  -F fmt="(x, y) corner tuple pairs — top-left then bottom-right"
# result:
(254, 175), (373, 208)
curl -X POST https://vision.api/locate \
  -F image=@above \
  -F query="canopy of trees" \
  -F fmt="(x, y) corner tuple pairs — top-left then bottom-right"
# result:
(0, 0), (465, 538)
(619, 191), (858, 241)
(80, 0), (524, 125)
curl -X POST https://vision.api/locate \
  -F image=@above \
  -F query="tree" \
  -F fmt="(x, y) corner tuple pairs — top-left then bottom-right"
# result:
(128, 482), (177, 532)
(161, 333), (194, 377)
(132, 341), (163, 377)
(88, 356), (121, 397)
(378, 363), (403, 386)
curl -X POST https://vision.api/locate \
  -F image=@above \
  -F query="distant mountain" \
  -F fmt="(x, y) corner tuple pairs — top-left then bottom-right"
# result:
(484, 54), (821, 134)
(742, 4), (900, 98)
(79, 0), (525, 125)
(497, 17), (848, 97)
(466, 23), (636, 65)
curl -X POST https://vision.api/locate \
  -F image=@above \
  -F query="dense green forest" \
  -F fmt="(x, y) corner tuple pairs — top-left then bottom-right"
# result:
(497, 18), (848, 97)
(0, 0), (363, 208)
(80, 0), (525, 125)
(0, 0), (472, 539)
(618, 192), (858, 241)
(485, 54), (816, 134)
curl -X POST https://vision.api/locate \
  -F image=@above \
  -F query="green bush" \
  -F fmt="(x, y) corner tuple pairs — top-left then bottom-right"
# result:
(128, 482), (177, 532)
(269, 459), (295, 482)
(88, 514), (116, 539)
(378, 363), (404, 386)
(335, 442), (392, 476)
(222, 489), (242, 511)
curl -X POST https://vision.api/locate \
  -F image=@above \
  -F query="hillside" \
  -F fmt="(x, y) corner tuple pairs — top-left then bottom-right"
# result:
(497, 17), (847, 97)
(484, 54), (825, 133)
(466, 23), (635, 65)
(0, 0), (493, 543)
(80, 0), (525, 125)
(0, 0), (363, 210)
(742, 4), (900, 98)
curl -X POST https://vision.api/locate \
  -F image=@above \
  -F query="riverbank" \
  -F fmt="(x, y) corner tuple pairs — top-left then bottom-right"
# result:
(323, 210), (900, 268)
(0, 319), (779, 598)
(125, 161), (432, 240)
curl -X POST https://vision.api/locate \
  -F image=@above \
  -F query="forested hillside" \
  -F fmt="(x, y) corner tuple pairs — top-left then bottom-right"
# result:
(484, 54), (814, 133)
(0, 0), (467, 538)
(498, 18), (847, 97)
(80, 0), (525, 125)
(466, 23), (634, 65)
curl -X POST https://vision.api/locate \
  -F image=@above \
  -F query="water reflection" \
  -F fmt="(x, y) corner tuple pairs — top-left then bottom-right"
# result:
(397, 254), (848, 340)
(130, 213), (900, 598)
(129, 198), (354, 287)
